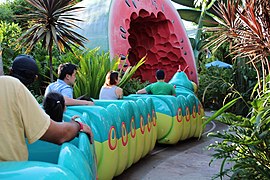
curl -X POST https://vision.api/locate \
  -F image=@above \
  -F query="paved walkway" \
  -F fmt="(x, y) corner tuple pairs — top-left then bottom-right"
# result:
(115, 112), (230, 180)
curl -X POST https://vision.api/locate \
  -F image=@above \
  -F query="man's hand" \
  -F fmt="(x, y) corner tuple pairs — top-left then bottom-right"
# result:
(71, 115), (80, 121)
(87, 101), (94, 106)
(71, 116), (94, 144)
(81, 123), (94, 144)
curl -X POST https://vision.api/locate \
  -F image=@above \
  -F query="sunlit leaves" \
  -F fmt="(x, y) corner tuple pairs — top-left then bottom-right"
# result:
(207, 77), (270, 179)
(17, 0), (88, 81)
(205, 0), (270, 90)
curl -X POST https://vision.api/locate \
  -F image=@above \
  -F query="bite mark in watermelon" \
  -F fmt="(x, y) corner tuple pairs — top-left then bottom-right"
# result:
(75, 0), (198, 84)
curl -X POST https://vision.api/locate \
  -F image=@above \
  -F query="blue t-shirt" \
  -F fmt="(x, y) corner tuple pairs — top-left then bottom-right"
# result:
(44, 79), (73, 98)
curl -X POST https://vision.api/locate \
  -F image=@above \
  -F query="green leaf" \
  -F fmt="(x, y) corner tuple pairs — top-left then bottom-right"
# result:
(202, 97), (241, 128)
(118, 55), (146, 88)
(177, 9), (218, 27)
(171, 0), (195, 8)
(17, 0), (88, 82)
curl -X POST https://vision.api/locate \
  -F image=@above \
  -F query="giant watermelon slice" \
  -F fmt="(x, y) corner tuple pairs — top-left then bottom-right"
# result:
(74, 0), (198, 84)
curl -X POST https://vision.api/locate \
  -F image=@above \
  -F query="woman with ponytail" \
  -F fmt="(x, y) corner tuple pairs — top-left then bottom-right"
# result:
(99, 71), (123, 100)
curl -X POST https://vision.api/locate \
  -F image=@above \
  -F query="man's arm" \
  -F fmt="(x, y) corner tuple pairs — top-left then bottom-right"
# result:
(64, 96), (94, 106)
(40, 119), (93, 144)
(136, 88), (147, 94)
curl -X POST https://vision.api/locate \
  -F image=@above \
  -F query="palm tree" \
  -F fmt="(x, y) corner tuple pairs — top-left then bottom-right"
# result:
(205, 0), (270, 91)
(17, 0), (88, 82)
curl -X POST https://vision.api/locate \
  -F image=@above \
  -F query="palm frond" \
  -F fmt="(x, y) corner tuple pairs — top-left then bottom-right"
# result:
(204, 0), (270, 90)
(17, 0), (88, 81)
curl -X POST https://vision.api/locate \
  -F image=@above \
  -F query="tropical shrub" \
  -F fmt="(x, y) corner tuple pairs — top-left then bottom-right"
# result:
(122, 78), (149, 96)
(205, 0), (270, 91)
(198, 65), (233, 110)
(0, 21), (22, 74)
(118, 56), (145, 88)
(199, 60), (257, 115)
(198, 31), (232, 68)
(30, 43), (62, 95)
(207, 78), (270, 179)
(72, 48), (119, 99)
(71, 48), (145, 99)
(17, 0), (87, 82)
(203, 0), (270, 179)
(0, 3), (13, 23)
(3, 0), (32, 26)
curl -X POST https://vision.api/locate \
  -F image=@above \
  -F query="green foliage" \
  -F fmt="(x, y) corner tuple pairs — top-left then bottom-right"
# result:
(0, 0), (37, 26)
(118, 56), (146, 88)
(18, 0), (87, 82)
(71, 48), (119, 99)
(177, 8), (217, 27)
(199, 31), (232, 64)
(207, 86), (270, 179)
(0, 21), (22, 74)
(7, 0), (31, 25)
(67, 48), (145, 99)
(204, 0), (270, 90)
(203, 75), (270, 179)
(198, 57), (257, 115)
(122, 78), (149, 96)
(198, 65), (233, 109)
(30, 43), (62, 95)
(0, 3), (13, 23)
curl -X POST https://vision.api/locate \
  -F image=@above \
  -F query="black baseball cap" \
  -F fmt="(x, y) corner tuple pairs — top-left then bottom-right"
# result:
(11, 54), (39, 85)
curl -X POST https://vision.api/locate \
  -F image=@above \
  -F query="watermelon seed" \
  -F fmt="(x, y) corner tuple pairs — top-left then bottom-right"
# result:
(132, 0), (137, 8)
(120, 26), (127, 33)
(125, 0), (131, 7)
(121, 34), (127, 39)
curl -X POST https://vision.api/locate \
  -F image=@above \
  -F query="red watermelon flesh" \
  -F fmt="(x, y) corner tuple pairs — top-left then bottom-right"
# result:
(109, 0), (197, 84)
(73, 0), (198, 84)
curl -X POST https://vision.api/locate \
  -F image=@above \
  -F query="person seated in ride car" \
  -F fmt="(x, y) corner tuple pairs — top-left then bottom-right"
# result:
(136, 69), (176, 96)
(43, 92), (79, 122)
(45, 63), (94, 106)
(0, 54), (93, 161)
(99, 71), (123, 100)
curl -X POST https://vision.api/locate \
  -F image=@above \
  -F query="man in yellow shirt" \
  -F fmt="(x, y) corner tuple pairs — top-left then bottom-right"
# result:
(0, 54), (93, 161)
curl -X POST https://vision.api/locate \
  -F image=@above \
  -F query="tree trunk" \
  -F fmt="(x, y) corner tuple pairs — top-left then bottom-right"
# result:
(49, 46), (54, 82)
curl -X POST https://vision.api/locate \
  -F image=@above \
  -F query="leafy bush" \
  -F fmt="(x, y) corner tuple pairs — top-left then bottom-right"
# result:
(198, 65), (233, 109)
(122, 78), (149, 96)
(72, 48), (119, 99)
(0, 3), (13, 23)
(118, 55), (145, 88)
(30, 43), (62, 95)
(198, 60), (257, 115)
(70, 48), (145, 99)
(0, 21), (21, 74)
(17, 0), (88, 82)
(0, 21), (22, 74)
(207, 79), (270, 179)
